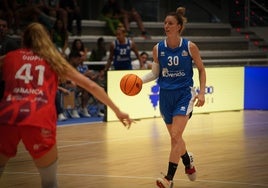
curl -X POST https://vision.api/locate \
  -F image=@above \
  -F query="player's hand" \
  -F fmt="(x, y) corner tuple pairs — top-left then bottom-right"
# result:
(116, 111), (134, 129)
(194, 93), (205, 107)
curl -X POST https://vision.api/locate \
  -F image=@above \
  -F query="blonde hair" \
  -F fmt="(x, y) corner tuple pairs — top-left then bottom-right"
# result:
(22, 22), (73, 78)
(167, 7), (187, 34)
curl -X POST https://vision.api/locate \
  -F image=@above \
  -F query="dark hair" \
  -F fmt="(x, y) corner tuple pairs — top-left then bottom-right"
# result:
(69, 50), (81, 59)
(166, 7), (187, 34)
(140, 51), (149, 57)
(71, 39), (85, 51)
(97, 37), (104, 45)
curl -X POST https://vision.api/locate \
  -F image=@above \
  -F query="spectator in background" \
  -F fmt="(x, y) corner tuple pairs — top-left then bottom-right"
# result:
(16, 0), (56, 30)
(103, 26), (143, 71)
(68, 51), (93, 118)
(59, 0), (82, 36)
(0, 0), (14, 34)
(99, 0), (123, 35)
(0, 18), (19, 56)
(50, 18), (70, 57)
(0, 18), (20, 99)
(89, 37), (107, 62)
(132, 51), (152, 70)
(41, 0), (68, 30)
(56, 84), (70, 121)
(70, 38), (88, 62)
(117, 0), (150, 39)
(89, 37), (107, 89)
(88, 37), (107, 81)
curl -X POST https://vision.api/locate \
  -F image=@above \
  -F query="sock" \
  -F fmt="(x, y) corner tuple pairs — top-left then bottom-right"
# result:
(165, 162), (178, 181)
(38, 160), (58, 188)
(181, 151), (191, 168)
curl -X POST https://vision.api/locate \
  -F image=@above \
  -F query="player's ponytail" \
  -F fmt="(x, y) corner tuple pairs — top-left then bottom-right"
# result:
(176, 7), (187, 34)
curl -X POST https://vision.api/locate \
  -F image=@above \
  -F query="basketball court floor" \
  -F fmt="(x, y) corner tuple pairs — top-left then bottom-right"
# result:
(0, 110), (268, 188)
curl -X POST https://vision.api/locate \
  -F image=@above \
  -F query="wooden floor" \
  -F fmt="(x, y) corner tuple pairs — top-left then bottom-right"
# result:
(1, 110), (268, 188)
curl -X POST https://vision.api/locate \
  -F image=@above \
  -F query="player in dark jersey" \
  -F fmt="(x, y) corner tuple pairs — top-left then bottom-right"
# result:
(103, 26), (143, 71)
(0, 22), (132, 188)
(141, 7), (206, 188)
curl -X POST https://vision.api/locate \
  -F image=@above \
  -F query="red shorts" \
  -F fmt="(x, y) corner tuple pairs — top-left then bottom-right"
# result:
(0, 125), (56, 159)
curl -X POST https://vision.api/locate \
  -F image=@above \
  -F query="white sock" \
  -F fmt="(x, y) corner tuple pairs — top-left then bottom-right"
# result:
(38, 160), (58, 188)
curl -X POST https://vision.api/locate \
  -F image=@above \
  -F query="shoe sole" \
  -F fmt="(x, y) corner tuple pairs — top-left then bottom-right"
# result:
(156, 179), (173, 188)
(156, 181), (166, 188)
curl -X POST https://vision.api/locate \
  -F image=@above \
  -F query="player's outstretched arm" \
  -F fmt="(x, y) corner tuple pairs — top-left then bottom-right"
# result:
(141, 45), (159, 84)
(65, 67), (133, 128)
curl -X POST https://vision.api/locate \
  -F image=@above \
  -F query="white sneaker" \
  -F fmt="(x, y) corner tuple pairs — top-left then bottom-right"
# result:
(185, 152), (197, 181)
(81, 108), (91, 117)
(156, 177), (173, 188)
(71, 109), (80, 118)
(58, 113), (67, 121)
(98, 111), (104, 117)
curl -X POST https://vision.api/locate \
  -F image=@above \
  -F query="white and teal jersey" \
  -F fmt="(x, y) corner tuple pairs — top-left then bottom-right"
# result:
(157, 38), (193, 90)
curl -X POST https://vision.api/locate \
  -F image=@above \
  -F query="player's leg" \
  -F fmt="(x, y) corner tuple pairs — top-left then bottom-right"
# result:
(35, 145), (58, 188)
(156, 89), (180, 188)
(164, 115), (189, 181)
(178, 88), (197, 181)
(171, 115), (197, 181)
(21, 126), (58, 188)
(0, 154), (9, 178)
(0, 125), (21, 178)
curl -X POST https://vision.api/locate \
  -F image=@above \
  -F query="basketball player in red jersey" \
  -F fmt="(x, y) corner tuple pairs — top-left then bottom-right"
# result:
(0, 22), (132, 188)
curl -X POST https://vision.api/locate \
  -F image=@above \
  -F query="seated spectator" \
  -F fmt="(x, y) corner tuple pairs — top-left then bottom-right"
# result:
(0, 0), (14, 34)
(132, 51), (152, 70)
(89, 37), (107, 62)
(56, 84), (70, 121)
(41, 0), (68, 30)
(117, 0), (150, 39)
(15, 0), (56, 30)
(99, 0), (123, 35)
(50, 18), (70, 57)
(70, 38), (88, 62)
(0, 18), (20, 55)
(88, 37), (107, 85)
(68, 51), (93, 118)
(59, 0), (82, 36)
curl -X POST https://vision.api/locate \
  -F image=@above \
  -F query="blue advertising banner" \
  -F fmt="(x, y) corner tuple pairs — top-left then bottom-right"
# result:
(244, 66), (268, 110)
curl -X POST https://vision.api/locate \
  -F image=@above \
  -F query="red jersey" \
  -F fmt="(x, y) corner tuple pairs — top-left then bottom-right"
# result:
(0, 49), (58, 128)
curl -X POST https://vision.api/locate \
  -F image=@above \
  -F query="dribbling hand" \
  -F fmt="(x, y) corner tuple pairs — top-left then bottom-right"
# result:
(116, 111), (134, 129)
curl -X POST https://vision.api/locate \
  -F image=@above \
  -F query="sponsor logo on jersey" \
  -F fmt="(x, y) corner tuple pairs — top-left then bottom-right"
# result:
(182, 50), (188, 56)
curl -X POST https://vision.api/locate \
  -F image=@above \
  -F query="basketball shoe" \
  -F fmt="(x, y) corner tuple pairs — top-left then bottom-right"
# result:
(156, 177), (173, 188)
(70, 109), (80, 118)
(81, 107), (91, 117)
(185, 152), (197, 181)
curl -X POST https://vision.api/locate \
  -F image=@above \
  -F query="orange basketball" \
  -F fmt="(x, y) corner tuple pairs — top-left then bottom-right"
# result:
(120, 74), (143, 96)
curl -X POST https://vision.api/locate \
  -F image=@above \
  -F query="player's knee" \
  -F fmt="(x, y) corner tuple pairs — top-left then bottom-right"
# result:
(170, 134), (183, 145)
(38, 160), (58, 188)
